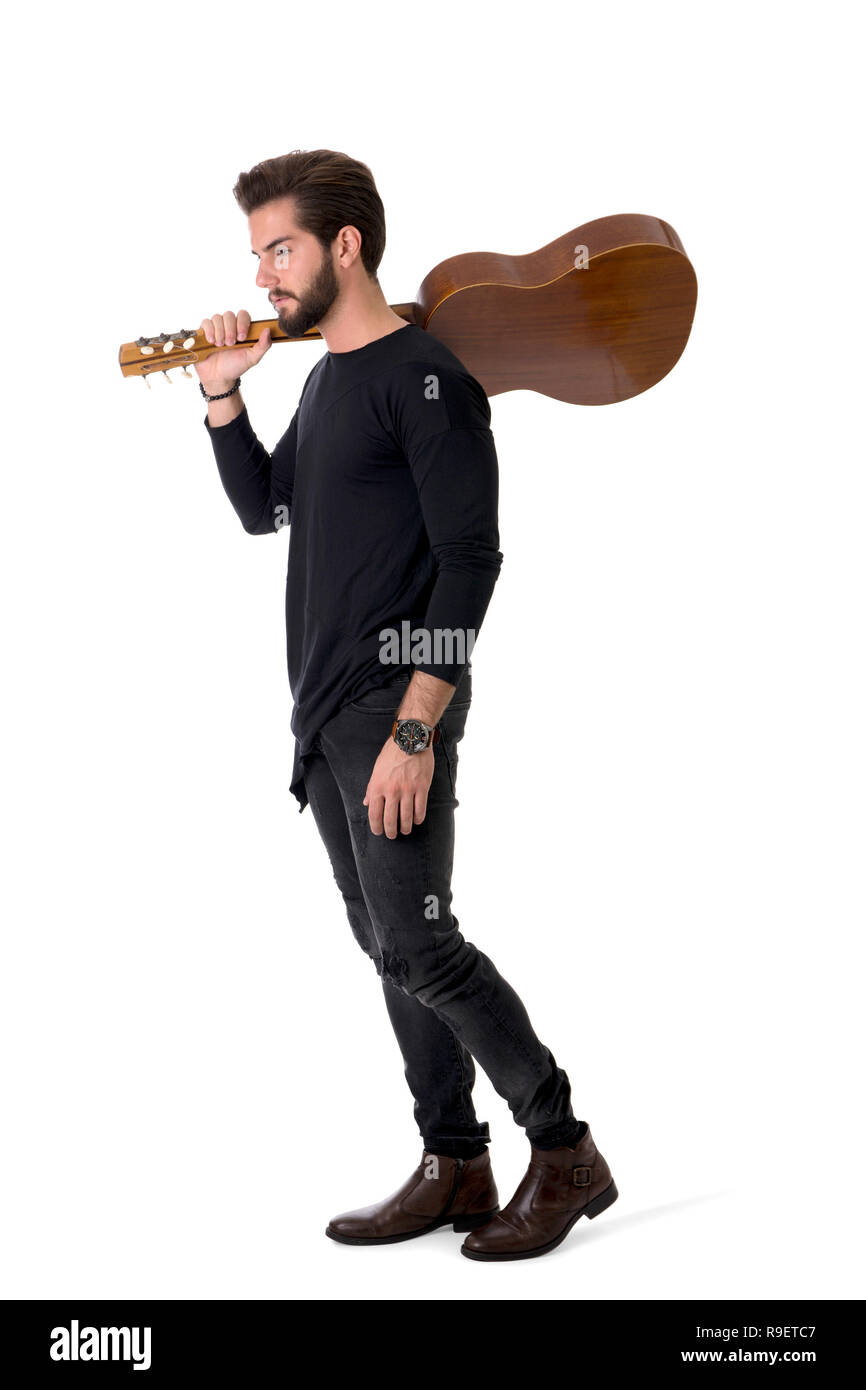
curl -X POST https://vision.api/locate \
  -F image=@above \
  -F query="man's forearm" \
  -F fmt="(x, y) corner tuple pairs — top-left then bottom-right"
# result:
(396, 670), (456, 726)
(206, 380), (245, 428)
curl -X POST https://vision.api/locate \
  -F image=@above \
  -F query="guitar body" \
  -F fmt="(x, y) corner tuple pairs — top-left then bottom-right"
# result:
(411, 214), (697, 405)
(118, 213), (697, 405)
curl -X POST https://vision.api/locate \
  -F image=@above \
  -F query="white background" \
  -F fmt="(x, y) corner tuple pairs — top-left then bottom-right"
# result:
(1, 0), (862, 1302)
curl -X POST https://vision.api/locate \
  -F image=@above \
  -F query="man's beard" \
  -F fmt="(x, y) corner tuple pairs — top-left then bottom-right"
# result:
(273, 247), (339, 337)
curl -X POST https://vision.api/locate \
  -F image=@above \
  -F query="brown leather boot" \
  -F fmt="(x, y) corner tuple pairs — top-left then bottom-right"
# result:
(326, 1149), (500, 1245)
(461, 1123), (618, 1261)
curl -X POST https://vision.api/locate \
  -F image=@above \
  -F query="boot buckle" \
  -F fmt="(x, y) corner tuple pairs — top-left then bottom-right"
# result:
(572, 1165), (592, 1186)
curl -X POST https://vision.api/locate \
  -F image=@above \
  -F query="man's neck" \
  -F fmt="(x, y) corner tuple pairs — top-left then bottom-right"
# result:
(318, 296), (411, 355)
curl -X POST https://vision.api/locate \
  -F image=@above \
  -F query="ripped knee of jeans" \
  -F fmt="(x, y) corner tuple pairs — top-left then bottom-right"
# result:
(381, 950), (410, 987)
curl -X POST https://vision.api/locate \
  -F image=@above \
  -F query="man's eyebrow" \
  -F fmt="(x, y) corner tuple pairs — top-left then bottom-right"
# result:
(251, 235), (296, 257)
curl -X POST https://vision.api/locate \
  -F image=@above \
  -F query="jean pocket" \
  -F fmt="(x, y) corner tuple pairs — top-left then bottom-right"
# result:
(347, 672), (412, 712)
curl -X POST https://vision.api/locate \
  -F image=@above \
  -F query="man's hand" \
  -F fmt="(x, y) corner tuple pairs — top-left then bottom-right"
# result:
(196, 309), (272, 392)
(363, 737), (435, 838)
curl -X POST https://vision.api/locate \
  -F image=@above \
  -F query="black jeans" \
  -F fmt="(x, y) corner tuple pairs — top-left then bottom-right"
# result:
(302, 664), (582, 1158)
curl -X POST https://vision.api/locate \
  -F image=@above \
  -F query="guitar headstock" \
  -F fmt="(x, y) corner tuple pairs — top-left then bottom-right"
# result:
(117, 327), (215, 387)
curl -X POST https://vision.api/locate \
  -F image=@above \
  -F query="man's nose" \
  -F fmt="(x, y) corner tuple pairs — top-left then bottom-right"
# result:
(255, 263), (278, 289)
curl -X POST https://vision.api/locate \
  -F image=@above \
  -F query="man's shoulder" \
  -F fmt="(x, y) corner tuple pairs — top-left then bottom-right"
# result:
(386, 329), (491, 428)
(395, 325), (484, 383)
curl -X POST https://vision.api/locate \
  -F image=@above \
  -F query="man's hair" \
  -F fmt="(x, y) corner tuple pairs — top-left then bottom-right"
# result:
(233, 149), (386, 281)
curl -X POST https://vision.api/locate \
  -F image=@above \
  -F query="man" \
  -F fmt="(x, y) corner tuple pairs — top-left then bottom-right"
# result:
(198, 148), (617, 1260)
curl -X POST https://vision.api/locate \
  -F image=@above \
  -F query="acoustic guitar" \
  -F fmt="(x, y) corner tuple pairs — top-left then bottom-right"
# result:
(117, 213), (697, 406)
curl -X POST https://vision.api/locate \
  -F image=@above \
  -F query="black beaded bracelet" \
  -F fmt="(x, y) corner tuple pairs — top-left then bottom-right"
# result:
(200, 378), (241, 403)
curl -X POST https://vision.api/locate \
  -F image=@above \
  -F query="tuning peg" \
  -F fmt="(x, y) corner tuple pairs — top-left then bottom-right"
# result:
(162, 369), (172, 383)
(180, 365), (193, 378)
(143, 374), (152, 390)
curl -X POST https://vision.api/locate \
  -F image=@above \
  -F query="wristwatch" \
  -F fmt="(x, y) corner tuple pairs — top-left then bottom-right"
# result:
(391, 718), (441, 754)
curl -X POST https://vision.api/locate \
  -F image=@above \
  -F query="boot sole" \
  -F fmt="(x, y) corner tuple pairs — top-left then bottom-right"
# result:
(326, 1206), (500, 1246)
(460, 1179), (619, 1261)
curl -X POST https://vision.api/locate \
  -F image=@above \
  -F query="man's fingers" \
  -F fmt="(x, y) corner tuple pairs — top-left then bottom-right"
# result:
(413, 787), (428, 825)
(399, 791), (415, 835)
(366, 791), (385, 836)
(201, 311), (255, 347)
(382, 792), (400, 840)
(251, 325), (271, 360)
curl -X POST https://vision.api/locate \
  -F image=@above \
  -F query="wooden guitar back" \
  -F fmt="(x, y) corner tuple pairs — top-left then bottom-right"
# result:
(411, 214), (697, 405)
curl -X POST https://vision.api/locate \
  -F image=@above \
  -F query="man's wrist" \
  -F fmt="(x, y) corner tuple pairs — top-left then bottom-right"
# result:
(204, 379), (239, 398)
(395, 669), (455, 726)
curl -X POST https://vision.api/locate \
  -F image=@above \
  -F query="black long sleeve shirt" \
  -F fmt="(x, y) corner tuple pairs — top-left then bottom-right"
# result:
(203, 321), (503, 813)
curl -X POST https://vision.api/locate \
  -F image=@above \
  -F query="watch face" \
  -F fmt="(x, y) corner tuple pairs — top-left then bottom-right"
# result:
(395, 720), (428, 753)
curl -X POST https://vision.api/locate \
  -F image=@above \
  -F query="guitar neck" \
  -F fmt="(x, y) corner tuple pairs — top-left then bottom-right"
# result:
(117, 303), (420, 377)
